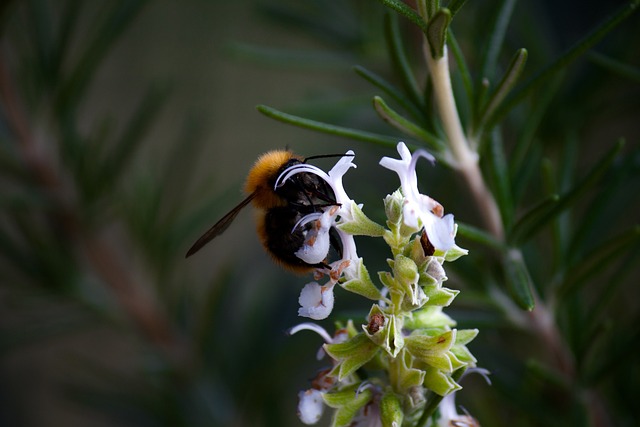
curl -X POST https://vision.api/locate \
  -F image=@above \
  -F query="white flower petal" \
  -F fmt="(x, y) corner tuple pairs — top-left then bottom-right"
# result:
(298, 389), (325, 425)
(336, 227), (358, 262)
(298, 282), (335, 320)
(422, 213), (455, 251)
(288, 323), (334, 343)
(402, 200), (421, 229)
(295, 211), (333, 264)
(327, 150), (356, 205)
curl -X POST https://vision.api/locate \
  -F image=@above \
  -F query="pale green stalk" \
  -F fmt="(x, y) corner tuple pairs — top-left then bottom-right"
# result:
(422, 42), (504, 241)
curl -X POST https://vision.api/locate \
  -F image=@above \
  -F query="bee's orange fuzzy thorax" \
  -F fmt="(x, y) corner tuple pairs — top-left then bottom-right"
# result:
(245, 150), (300, 209)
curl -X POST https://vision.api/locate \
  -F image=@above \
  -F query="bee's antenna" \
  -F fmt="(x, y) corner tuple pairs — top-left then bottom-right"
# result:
(304, 153), (355, 162)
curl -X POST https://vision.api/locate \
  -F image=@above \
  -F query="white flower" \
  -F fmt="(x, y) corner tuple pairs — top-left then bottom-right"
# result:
(294, 210), (333, 265)
(298, 282), (335, 320)
(379, 142), (456, 251)
(290, 323), (349, 424)
(298, 389), (325, 424)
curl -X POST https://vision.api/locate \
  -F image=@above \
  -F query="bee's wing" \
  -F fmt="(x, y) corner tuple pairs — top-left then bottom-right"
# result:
(185, 192), (257, 258)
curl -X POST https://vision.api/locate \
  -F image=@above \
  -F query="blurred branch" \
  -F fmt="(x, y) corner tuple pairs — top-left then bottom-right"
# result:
(0, 56), (184, 364)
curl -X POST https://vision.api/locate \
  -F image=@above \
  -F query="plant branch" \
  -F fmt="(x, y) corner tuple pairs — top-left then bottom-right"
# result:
(422, 42), (504, 241)
(417, 19), (612, 426)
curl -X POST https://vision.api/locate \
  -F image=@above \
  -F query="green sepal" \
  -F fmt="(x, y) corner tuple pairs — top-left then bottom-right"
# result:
(323, 383), (374, 427)
(363, 305), (405, 357)
(338, 201), (386, 237)
(394, 254), (420, 287)
(380, 390), (404, 427)
(378, 270), (398, 291)
(451, 329), (478, 366)
(443, 244), (468, 262)
(405, 306), (456, 330)
(341, 258), (385, 301)
(325, 334), (380, 380)
(405, 330), (466, 372)
(422, 366), (462, 396)
(451, 344), (477, 366)
(392, 254), (429, 309)
(408, 235), (430, 265)
(455, 328), (479, 345)
(422, 283), (458, 306)
(396, 349), (426, 391)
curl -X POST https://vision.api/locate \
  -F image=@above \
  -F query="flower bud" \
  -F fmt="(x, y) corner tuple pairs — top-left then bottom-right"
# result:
(384, 190), (404, 226)
(380, 391), (403, 427)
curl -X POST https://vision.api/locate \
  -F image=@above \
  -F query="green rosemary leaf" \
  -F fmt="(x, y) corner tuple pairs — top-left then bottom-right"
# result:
(558, 226), (640, 298)
(588, 51), (640, 83)
(479, 0), (518, 82)
(456, 222), (505, 250)
(384, 13), (425, 113)
(485, 128), (514, 228)
(488, 0), (640, 127)
(354, 65), (424, 122)
(377, 0), (429, 33)
(257, 104), (400, 148)
(447, 0), (470, 17)
(373, 96), (445, 153)
(509, 194), (559, 245)
(476, 48), (527, 136)
(56, 0), (150, 111)
(583, 323), (640, 385)
(104, 84), (169, 183)
(509, 74), (562, 185)
(510, 140), (624, 245)
(503, 248), (535, 311)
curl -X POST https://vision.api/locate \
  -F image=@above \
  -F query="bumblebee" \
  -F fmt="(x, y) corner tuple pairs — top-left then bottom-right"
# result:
(185, 150), (343, 273)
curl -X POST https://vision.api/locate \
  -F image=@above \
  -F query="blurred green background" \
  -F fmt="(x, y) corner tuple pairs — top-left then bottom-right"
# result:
(1, 0), (639, 426)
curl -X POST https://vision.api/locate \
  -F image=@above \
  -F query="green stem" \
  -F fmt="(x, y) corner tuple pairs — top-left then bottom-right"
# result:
(422, 42), (504, 241)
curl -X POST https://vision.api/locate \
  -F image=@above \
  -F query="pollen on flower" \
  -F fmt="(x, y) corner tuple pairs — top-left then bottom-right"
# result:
(431, 202), (444, 218)
(329, 259), (351, 282)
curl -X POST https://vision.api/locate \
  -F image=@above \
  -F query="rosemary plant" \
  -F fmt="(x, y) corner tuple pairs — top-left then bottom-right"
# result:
(1, 1), (639, 426)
